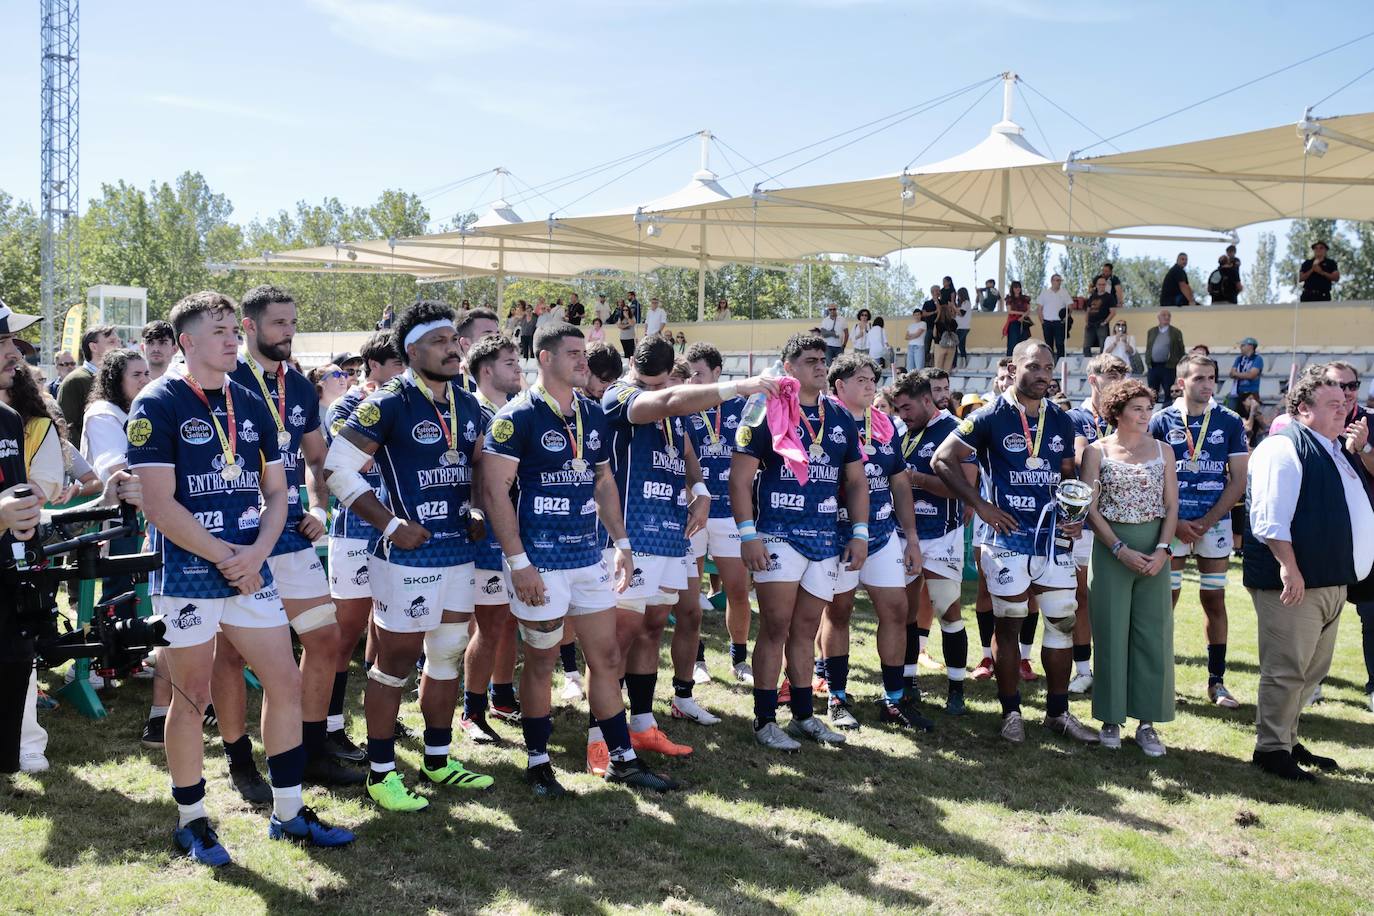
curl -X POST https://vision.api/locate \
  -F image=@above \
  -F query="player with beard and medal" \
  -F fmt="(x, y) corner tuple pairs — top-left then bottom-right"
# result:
(890, 369), (979, 717)
(130, 291), (354, 866)
(322, 331), (405, 762)
(325, 301), (493, 812)
(734, 333), (868, 751)
(217, 285), (362, 793)
(1148, 354), (1249, 710)
(459, 334), (525, 745)
(933, 339), (1100, 746)
(685, 342), (755, 686)
(1064, 354), (1129, 696)
(593, 337), (777, 770)
(482, 322), (679, 797)
(818, 354), (930, 730)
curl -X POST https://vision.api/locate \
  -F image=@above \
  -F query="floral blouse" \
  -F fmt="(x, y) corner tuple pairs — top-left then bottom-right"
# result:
(1097, 440), (1167, 524)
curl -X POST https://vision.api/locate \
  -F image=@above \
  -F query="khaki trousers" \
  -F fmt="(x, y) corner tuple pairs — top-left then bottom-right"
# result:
(1249, 584), (1346, 753)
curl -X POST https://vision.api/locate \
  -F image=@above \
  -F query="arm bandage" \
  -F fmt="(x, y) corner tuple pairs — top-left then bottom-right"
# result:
(324, 435), (375, 507)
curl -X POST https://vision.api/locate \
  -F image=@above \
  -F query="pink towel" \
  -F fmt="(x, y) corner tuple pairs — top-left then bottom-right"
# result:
(765, 376), (810, 485)
(869, 406), (895, 445)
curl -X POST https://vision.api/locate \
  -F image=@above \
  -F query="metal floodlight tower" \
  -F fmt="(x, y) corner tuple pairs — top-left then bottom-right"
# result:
(40, 0), (80, 363)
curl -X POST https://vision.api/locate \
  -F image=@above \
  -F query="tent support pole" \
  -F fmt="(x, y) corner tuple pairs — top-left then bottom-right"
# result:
(997, 237), (1007, 297)
(496, 241), (506, 313)
(697, 219), (707, 322)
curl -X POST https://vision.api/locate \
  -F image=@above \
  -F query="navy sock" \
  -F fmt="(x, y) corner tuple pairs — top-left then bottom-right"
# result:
(880, 664), (905, 703)
(825, 655), (850, 697)
(672, 677), (694, 699)
(977, 610), (995, 650)
(328, 671), (349, 720)
(266, 744), (307, 791)
(223, 734), (253, 770)
(490, 682), (517, 707)
(367, 737), (395, 767)
(696, 639), (706, 663)
(171, 778), (206, 806)
(789, 684), (814, 721)
(1073, 643), (1092, 663)
(464, 690), (488, 718)
(941, 628), (968, 672)
(522, 715), (553, 763)
(731, 642), (748, 666)
(999, 692), (1021, 716)
(1207, 643), (1227, 686)
(423, 727), (452, 769)
(1046, 692), (1069, 718)
(302, 719), (327, 759)
(587, 709), (598, 729)
(560, 643), (578, 674)
(904, 624), (921, 666)
(625, 672), (656, 717)
(598, 710), (634, 762)
(948, 679), (964, 697)
(814, 656), (828, 679)
(753, 687), (778, 727)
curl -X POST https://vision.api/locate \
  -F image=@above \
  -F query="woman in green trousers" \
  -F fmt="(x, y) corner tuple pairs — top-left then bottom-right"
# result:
(1080, 379), (1179, 756)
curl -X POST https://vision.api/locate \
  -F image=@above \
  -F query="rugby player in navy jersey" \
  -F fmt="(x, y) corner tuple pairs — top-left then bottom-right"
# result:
(933, 339), (1100, 745)
(323, 331), (404, 761)
(1149, 354), (1249, 709)
(890, 369), (978, 717)
(454, 307), (499, 393)
(213, 285), (362, 793)
(131, 291), (353, 866)
(818, 354), (928, 730)
(459, 334), (525, 744)
(481, 322), (678, 796)
(1065, 354), (1129, 695)
(686, 342), (755, 685)
(324, 301), (493, 812)
(906, 368), (956, 685)
(734, 333), (869, 751)
(595, 337), (778, 768)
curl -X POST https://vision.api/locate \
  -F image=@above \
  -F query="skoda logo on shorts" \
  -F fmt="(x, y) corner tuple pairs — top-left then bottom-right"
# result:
(1002, 433), (1027, 452)
(541, 430), (568, 452)
(180, 418), (214, 445)
(412, 420), (443, 445)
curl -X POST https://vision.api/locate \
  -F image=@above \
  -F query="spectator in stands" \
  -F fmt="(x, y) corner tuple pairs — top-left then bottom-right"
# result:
(674, 331), (687, 355)
(867, 316), (892, 380)
(955, 288), (973, 366)
(141, 320), (176, 381)
(905, 306), (927, 372)
(625, 290), (643, 322)
(714, 298), (732, 320)
(565, 293), (586, 327)
(309, 363), (351, 418)
(1227, 338), (1263, 411)
(517, 302), (537, 359)
(57, 324), (122, 446)
(1208, 249), (1243, 304)
(376, 304), (395, 330)
(1103, 319), (1140, 372)
(1159, 253), (1197, 308)
(931, 301), (959, 371)
(616, 299), (637, 358)
(1190, 344), (1211, 357)
(851, 309), (872, 359)
(921, 286), (939, 366)
(1002, 281), (1032, 357)
(645, 297), (668, 337)
(587, 317), (606, 344)
(1098, 262), (1124, 302)
(978, 278), (1001, 312)
(595, 294), (611, 323)
(81, 349), (151, 481)
(47, 350), (75, 397)
(1082, 276), (1118, 356)
(1144, 309), (1186, 405)
(958, 392), (985, 418)
(984, 356), (1013, 402)
(1300, 241), (1340, 302)
(938, 276), (956, 307)
(820, 302), (849, 364)
(1036, 274), (1071, 361)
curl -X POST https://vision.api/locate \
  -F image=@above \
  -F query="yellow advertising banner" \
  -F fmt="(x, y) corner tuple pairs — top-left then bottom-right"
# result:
(59, 303), (85, 358)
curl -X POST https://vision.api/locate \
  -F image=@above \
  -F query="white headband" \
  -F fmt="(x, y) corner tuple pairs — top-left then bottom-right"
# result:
(403, 319), (456, 349)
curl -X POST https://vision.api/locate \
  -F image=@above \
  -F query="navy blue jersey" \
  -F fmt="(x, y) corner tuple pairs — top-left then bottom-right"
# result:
(685, 399), (743, 520)
(325, 386), (387, 542)
(901, 412), (972, 540)
(836, 409), (904, 552)
(484, 387), (611, 570)
(127, 373), (283, 598)
(1066, 400), (1112, 449)
(601, 382), (691, 558)
(471, 396), (516, 571)
(954, 392), (1075, 554)
(735, 395), (862, 561)
(1149, 401), (1247, 520)
(344, 372), (482, 568)
(229, 356), (320, 556)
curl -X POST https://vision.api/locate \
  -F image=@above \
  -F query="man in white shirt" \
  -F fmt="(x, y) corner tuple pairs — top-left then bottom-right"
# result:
(820, 304), (849, 365)
(1035, 274), (1072, 361)
(595, 295), (611, 323)
(645, 298), (668, 337)
(904, 308), (926, 372)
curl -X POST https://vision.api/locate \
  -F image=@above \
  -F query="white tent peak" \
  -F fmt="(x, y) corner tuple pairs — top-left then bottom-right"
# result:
(472, 199), (522, 228)
(911, 124), (1052, 176)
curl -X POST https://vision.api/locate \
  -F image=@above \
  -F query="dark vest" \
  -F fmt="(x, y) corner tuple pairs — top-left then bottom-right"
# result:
(1243, 422), (1356, 591)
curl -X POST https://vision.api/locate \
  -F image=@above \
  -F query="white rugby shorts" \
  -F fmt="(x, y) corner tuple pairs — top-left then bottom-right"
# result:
(370, 557), (475, 633)
(689, 516), (743, 560)
(1170, 517), (1233, 560)
(509, 557), (617, 623)
(835, 534), (907, 593)
(752, 534), (841, 602)
(154, 585), (286, 649)
(267, 547), (329, 602)
(327, 537), (372, 600)
(979, 544), (1076, 600)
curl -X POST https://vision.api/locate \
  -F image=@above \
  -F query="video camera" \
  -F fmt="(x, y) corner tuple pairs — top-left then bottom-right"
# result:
(8, 488), (167, 678)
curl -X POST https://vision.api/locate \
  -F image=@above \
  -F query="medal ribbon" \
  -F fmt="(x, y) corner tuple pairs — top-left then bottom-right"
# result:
(798, 398), (825, 451)
(183, 373), (237, 471)
(862, 407), (874, 455)
(1016, 400), (1046, 464)
(699, 407), (721, 446)
(1180, 408), (1212, 464)
(410, 370), (457, 453)
(901, 425), (926, 460)
(242, 350), (288, 442)
(535, 385), (583, 463)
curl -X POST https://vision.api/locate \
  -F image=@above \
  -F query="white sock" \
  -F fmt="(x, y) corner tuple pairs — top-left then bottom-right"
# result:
(527, 752), (550, 768)
(587, 726), (604, 745)
(982, 646), (993, 660)
(369, 760), (395, 774)
(948, 668), (966, 682)
(326, 714), (345, 732)
(177, 799), (207, 828)
(918, 635), (929, 655)
(423, 743), (449, 759)
(629, 712), (655, 733)
(902, 663), (917, 678)
(1075, 659), (1091, 677)
(1019, 642), (1033, 661)
(150, 705), (170, 719)
(271, 783), (303, 822)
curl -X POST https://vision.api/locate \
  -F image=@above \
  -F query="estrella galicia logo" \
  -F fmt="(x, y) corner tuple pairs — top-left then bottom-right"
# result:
(403, 596), (430, 618)
(170, 603), (203, 630)
(352, 565), (370, 586)
(541, 430), (568, 452)
(180, 418), (214, 446)
(481, 574), (503, 595)
(1002, 433), (1027, 452)
(1166, 427), (1187, 445)
(412, 420), (442, 445)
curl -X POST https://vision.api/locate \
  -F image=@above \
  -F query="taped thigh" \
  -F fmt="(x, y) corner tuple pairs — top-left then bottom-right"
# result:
(288, 601), (337, 635)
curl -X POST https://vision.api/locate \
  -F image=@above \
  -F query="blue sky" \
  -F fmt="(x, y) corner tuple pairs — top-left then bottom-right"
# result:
(1, 0), (1371, 292)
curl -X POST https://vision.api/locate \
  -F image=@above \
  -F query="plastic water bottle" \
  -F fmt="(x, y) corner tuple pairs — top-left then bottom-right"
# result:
(740, 360), (783, 428)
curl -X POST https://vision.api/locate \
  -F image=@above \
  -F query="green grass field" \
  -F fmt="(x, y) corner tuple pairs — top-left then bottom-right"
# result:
(4, 563), (1374, 915)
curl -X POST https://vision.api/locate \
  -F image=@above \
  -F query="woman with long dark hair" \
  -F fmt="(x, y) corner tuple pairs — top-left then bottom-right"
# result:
(82, 348), (151, 480)
(1003, 280), (1033, 357)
